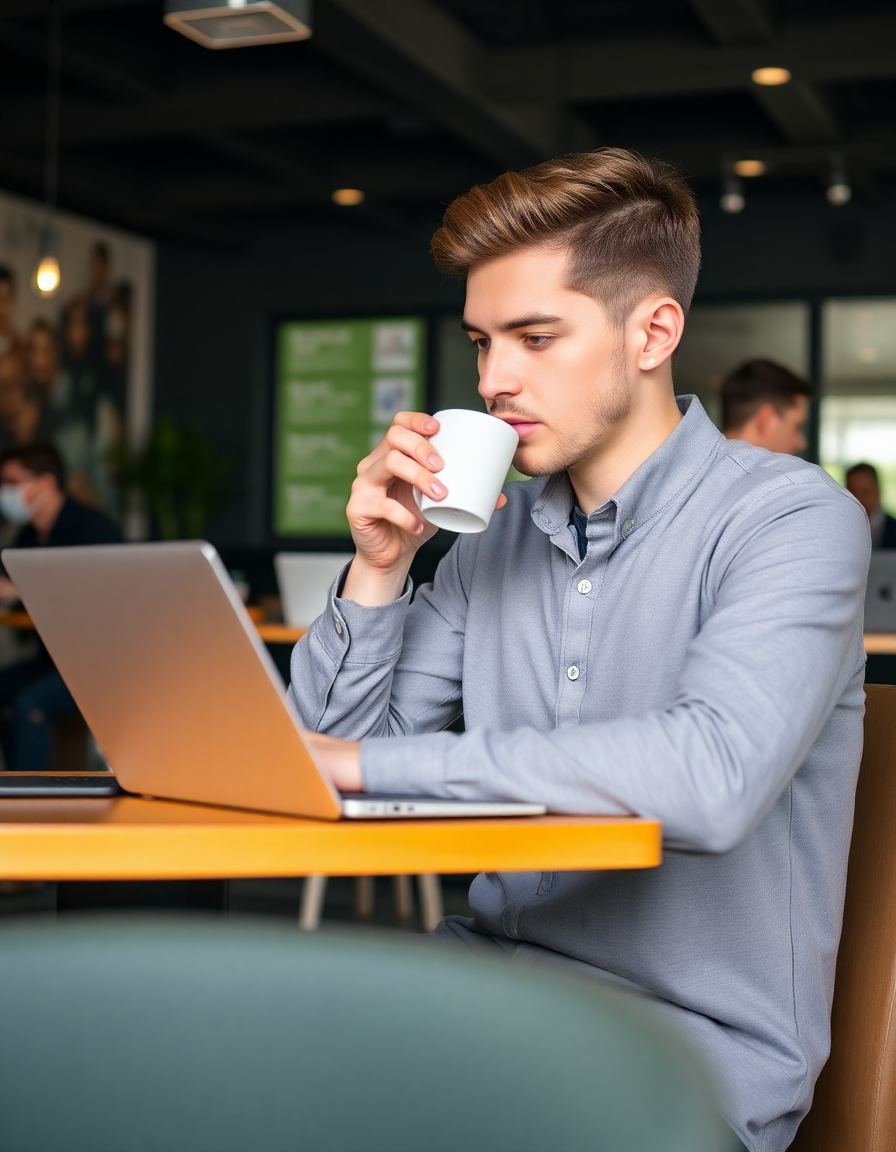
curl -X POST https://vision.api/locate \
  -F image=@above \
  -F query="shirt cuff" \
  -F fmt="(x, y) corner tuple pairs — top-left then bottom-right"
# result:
(313, 564), (413, 666)
(361, 732), (451, 796)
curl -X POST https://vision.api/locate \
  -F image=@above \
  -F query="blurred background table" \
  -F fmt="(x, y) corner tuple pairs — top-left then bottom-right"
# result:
(0, 609), (305, 645)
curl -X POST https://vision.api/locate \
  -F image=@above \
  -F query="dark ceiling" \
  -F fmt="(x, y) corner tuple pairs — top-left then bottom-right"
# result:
(0, 0), (893, 247)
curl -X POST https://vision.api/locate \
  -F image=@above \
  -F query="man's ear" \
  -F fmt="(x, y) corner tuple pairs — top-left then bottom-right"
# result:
(753, 403), (779, 436)
(632, 297), (685, 372)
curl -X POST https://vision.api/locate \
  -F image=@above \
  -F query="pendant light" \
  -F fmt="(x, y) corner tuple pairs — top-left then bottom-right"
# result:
(32, 3), (63, 299)
(163, 1), (312, 49)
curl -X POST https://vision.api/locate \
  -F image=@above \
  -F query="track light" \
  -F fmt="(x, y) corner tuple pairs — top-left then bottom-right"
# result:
(826, 155), (851, 205)
(720, 175), (745, 214)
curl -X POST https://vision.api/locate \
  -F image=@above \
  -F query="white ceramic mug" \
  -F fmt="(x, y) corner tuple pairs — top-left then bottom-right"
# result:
(415, 409), (520, 533)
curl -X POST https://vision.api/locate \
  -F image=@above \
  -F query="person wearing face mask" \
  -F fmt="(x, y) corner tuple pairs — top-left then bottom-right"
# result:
(0, 441), (121, 771)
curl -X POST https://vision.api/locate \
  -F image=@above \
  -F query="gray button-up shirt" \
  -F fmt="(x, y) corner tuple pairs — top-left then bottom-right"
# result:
(288, 396), (870, 1152)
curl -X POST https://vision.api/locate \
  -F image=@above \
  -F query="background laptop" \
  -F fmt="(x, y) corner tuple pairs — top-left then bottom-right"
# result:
(1, 542), (544, 821)
(865, 552), (896, 634)
(274, 552), (354, 628)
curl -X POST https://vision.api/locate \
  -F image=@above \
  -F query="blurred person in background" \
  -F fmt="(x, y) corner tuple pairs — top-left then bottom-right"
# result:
(722, 359), (815, 455)
(87, 241), (112, 357)
(845, 462), (896, 549)
(0, 442), (121, 771)
(0, 266), (25, 360)
(25, 318), (59, 403)
(0, 351), (49, 448)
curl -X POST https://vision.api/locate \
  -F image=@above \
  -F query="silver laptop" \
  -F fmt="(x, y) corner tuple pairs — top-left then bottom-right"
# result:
(1, 542), (545, 821)
(274, 551), (354, 628)
(865, 551), (896, 634)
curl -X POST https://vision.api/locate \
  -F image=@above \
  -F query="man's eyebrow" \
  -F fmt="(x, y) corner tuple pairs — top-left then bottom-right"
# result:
(461, 313), (563, 334)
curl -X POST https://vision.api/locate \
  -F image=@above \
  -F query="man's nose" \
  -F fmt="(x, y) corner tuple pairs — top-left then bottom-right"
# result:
(477, 349), (522, 402)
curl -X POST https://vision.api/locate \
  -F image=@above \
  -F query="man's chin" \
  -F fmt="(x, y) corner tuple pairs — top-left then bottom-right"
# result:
(512, 449), (560, 479)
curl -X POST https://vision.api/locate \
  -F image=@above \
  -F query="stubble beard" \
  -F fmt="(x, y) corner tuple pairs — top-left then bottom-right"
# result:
(512, 341), (632, 478)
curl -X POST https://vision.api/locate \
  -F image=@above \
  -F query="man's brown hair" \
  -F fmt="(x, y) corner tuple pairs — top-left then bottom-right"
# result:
(721, 359), (816, 432)
(431, 148), (701, 328)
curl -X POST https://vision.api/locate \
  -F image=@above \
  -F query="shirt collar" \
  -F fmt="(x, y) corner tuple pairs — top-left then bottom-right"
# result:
(531, 395), (722, 550)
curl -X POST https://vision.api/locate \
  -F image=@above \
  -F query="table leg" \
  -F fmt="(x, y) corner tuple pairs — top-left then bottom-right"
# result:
(298, 875), (327, 931)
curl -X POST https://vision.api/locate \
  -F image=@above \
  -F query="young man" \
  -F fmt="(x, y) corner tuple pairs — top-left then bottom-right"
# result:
(846, 462), (896, 549)
(288, 150), (869, 1152)
(0, 442), (121, 770)
(722, 358), (815, 455)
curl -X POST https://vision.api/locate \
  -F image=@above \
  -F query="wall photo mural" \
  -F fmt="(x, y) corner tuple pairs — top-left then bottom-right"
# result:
(0, 190), (154, 532)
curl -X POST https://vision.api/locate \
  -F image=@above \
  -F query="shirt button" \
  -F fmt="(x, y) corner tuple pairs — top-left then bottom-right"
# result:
(334, 619), (343, 637)
(576, 579), (592, 595)
(622, 517), (634, 535)
(567, 665), (580, 681)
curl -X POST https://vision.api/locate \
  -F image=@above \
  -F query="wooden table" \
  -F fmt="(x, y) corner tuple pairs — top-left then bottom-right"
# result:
(864, 635), (896, 655)
(5, 609), (892, 654)
(0, 795), (661, 881)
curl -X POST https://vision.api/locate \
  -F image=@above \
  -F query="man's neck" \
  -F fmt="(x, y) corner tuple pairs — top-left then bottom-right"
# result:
(568, 387), (683, 513)
(31, 489), (65, 541)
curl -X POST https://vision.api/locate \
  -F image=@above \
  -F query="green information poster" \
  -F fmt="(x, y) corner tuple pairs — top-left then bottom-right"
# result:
(273, 317), (426, 536)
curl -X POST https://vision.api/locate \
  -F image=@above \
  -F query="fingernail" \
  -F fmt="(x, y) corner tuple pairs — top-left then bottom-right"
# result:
(422, 418), (437, 431)
(430, 480), (446, 497)
(428, 453), (441, 469)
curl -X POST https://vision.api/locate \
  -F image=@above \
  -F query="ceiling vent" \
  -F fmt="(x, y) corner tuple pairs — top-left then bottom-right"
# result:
(163, 0), (312, 49)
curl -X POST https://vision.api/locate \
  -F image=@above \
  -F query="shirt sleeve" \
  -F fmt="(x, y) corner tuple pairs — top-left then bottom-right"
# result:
(361, 483), (871, 853)
(287, 543), (471, 739)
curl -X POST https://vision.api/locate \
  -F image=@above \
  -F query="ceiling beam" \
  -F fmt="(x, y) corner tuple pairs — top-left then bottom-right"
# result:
(315, 0), (594, 171)
(688, 0), (777, 44)
(0, 13), (161, 100)
(1, 72), (393, 149)
(750, 81), (840, 145)
(482, 13), (896, 104)
(689, 1), (839, 145)
(0, 150), (240, 248)
(154, 155), (491, 214)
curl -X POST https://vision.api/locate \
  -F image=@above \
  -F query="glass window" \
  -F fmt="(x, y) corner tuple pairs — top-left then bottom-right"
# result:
(820, 299), (896, 511)
(674, 302), (810, 429)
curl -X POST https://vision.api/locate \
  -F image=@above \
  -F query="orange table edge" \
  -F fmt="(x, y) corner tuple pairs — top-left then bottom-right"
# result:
(0, 796), (661, 881)
(3, 609), (891, 652)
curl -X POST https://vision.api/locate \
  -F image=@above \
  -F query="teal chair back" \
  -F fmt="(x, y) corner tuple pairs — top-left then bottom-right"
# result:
(0, 920), (732, 1151)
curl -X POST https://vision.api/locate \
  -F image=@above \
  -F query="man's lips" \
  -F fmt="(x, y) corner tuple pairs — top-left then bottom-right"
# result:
(498, 418), (541, 440)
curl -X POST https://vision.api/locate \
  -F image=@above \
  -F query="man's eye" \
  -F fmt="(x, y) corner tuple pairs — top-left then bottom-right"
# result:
(525, 335), (553, 348)
(470, 337), (489, 351)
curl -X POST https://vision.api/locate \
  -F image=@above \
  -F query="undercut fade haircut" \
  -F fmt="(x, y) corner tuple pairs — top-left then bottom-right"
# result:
(431, 148), (701, 328)
(721, 359), (816, 433)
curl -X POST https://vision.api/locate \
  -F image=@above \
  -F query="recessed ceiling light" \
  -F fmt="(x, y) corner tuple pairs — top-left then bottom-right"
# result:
(733, 159), (766, 178)
(752, 67), (791, 86)
(332, 188), (365, 206)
